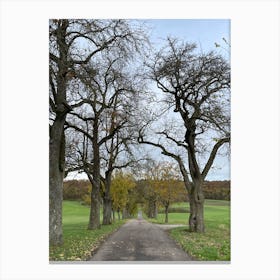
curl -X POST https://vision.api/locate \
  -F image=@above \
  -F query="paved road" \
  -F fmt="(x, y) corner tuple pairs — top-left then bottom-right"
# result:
(89, 219), (192, 261)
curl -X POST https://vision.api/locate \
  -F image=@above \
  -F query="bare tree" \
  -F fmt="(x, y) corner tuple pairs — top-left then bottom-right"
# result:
(49, 19), (147, 244)
(101, 120), (141, 225)
(65, 53), (144, 229)
(139, 38), (230, 232)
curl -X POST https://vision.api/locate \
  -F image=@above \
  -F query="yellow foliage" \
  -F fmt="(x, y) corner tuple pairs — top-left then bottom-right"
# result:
(110, 171), (136, 210)
(149, 162), (183, 207)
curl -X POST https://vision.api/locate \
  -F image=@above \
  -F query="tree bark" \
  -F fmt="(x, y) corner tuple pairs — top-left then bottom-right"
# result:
(164, 204), (169, 224)
(188, 182), (205, 233)
(147, 199), (157, 218)
(88, 120), (101, 229)
(117, 209), (120, 220)
(49, 119), (65, 246)
(103, 197), (112, 225)
(103, 171), (112, 225)
(88, 185), (101, 229)
(49, 20), (70, 246)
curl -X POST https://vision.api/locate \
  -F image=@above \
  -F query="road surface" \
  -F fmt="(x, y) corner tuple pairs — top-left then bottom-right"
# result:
(89, 219), (192, 261)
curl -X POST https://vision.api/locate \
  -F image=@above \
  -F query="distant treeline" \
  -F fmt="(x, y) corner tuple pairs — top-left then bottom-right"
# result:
(203, 181), (230, 201)
(63, 179), (230, 202)
(63, 180), (89, 201)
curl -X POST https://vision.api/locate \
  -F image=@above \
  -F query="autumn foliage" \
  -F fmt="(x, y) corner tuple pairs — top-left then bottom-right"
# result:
(110, 171), (137, 218)
(203, 181), (230, 201)
(63, 180), (90, 201)
(62, 178), (230, 205)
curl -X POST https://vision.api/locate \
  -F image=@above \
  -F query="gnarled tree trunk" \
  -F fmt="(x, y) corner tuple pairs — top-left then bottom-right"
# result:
(188, 182), (205, 233)
(49, 120), (65, 246)
(49, 19), (70, 246)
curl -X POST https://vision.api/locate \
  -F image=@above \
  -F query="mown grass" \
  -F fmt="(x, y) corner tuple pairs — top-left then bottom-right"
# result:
(148, 200), (230, 261)
(49, 201), (126, 261)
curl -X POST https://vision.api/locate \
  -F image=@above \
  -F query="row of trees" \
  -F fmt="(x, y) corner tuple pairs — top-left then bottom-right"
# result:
(49, 19), (230, 246)
(63, 178), (230, 217)
(49, 19), (148, 245)
(63, 162), (187, 224)
(140, 162), (187, 223)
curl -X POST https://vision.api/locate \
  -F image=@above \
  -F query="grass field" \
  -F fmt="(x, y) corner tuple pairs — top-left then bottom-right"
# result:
(50, 200), (230, 261)
(49, 201), (125, 261)
(148, 200), (230, 261)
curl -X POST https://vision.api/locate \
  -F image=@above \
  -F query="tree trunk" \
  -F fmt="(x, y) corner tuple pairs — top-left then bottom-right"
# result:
(188, 182), (205, 233)
(102, 172), (112, 225)
(147, 199), (157, 218)
(112, 210), (115, 222)
(88, 181), (101, 229)
(155, 203), (158, 218)
(122, 207), (128, 219)
(103, 197), (112, 225)
(49, 118), (65, 246)
(164, 204), (169, 223)
(88, 121), (101, 229)
(117, 209), (120, 220)
(49, 20), (69, 245)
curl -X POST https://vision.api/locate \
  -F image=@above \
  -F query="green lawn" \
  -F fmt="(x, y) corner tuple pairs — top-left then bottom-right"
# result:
(148, 200), (230, 261)
(49, 201), (125, 261)
(50, 200), (230, 261)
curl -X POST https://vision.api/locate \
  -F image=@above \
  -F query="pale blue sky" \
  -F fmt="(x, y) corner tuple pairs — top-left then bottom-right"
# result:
(145, 19), (230, 58)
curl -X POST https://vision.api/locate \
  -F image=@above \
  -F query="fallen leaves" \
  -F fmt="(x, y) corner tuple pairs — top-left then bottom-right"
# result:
(49, 220), (126, 261)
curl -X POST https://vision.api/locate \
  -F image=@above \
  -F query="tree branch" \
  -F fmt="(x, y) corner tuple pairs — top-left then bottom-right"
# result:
(49, 53), (59, 63)
(138, 137), (180, 164)
(65, 121), (93, 141)
(156, 131), (188, 150)
(68, 111), (95, 122)
(98, 119), (127, 147)
(201, 137), (230, 179)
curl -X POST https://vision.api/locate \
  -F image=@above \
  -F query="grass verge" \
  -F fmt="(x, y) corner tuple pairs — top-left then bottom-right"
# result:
(148, 200), (230, 261)
(49, 201), (126, 261)
(169, 225), (230, 261)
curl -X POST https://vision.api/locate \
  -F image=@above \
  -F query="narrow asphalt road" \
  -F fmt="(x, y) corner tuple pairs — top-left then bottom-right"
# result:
(89, 219), (192, 261)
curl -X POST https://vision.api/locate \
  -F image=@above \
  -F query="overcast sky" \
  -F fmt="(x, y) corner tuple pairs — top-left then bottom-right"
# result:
(67, 19), (231, 181)
(146, 19), (230, 181)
